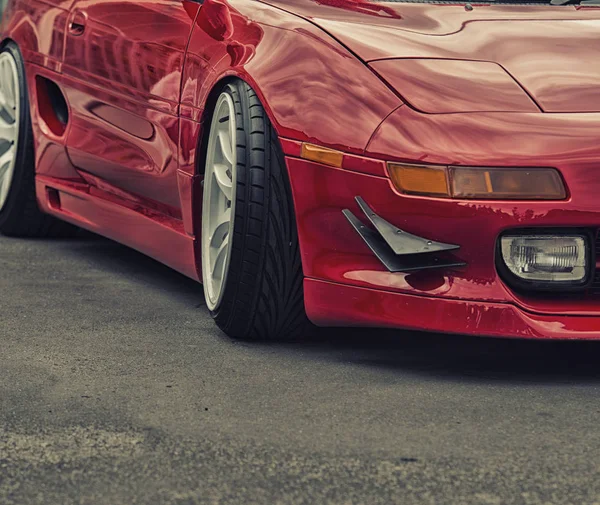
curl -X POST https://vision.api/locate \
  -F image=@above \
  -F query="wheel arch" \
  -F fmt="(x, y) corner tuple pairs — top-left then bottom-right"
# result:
(1, 7), (39, 59)
(180, 0), (403, 290)
(0, 37), (14, 50)
(1, 1), (67, 72)
(194, 75), (246, 178)
(189, 73), (289, 255)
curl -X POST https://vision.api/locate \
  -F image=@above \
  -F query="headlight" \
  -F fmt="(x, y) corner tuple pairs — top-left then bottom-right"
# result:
(388, 164), (566, 200)
(499, 234), (591, 287)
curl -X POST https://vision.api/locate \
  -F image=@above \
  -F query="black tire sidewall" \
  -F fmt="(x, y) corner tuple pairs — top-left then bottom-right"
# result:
(210, 82), (259, 331)
(202, 80), (308, 340)
(0, 42), (35, 229)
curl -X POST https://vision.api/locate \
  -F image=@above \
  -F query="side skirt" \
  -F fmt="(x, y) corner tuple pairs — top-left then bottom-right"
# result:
(35, 175), (200, 281)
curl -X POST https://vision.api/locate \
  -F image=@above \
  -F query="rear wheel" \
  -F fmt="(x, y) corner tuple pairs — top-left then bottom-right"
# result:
(0, 42), (74, 237)
(200, 81), (310, 340)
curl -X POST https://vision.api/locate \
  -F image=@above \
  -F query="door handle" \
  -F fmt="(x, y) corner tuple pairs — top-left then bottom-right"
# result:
(68, 10), (87, 36)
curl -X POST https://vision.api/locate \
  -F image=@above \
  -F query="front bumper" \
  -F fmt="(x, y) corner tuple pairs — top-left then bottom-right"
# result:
(282, 108), (600, 338)
(305, 279), (600, 340)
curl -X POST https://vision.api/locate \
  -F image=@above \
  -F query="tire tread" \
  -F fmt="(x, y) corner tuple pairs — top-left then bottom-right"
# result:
(211, 81), (310, 340)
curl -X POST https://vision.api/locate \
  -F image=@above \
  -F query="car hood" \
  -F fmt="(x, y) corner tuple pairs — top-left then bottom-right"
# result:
(263, 0), (600, 112)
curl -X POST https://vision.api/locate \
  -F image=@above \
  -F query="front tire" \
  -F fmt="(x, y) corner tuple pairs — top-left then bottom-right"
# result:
(0, 42), (74, 237)
(201, 81), (309, 340)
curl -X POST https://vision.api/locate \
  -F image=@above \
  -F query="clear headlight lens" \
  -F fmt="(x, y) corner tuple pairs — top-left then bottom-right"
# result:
(500, 235), (589, 284)
(449, 167), (566, 200)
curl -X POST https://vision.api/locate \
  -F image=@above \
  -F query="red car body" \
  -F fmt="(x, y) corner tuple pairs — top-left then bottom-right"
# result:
(3, 0), (600, 339)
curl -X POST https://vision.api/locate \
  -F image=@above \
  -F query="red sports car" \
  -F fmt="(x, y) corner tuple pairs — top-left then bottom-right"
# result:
(1, 0), (599, 340)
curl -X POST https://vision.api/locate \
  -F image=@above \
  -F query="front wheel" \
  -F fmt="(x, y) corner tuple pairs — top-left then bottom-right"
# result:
(200, 81), (310, 340)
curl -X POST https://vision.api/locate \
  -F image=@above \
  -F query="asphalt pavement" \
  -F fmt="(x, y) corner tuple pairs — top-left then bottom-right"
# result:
(2, 234), (600, 505)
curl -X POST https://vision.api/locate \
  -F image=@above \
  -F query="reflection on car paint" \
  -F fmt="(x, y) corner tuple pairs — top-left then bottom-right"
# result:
(5, 0), (600, 339)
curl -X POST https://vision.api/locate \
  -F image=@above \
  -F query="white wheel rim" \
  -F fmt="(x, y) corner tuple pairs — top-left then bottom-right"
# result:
(0, 52), (19, 212)
(201, 92), (237, 311)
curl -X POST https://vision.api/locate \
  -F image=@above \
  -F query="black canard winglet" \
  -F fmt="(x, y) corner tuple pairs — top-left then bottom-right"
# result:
(343, 197), (466, 273)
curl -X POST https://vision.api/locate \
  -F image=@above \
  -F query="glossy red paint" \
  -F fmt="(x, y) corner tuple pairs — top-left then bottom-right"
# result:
(269, 0), (600, 112)
(60, 0), (197, 208)
(35, 175), (199, 280)
(286, 155), (600, 317)
(180, 0), (401, 153)
(3, 0), (600, 339)
(369, 59), (541, 114)
(1, 0), (71, 72)
(304, 279), (600, 340)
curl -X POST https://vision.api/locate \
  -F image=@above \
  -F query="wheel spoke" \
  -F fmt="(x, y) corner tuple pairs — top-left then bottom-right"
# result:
(0, 92), (15, 125)
(0, 143), (15, 175)
(217, 130), (234, 166)
(0, 120), (16, 143)
(209, 208), (231, 247)
(213, 163), (232, 201)
(0, 172), (9, 205)
(0, 88), (7, 115)
(211, 237), (229, 275)
(0, 60), (7, 109)
(0, 59), (15, 111)
(0, 151), (14, 207)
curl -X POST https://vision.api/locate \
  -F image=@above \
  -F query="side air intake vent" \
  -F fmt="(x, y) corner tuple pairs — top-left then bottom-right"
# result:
(36, 76), (69, 136)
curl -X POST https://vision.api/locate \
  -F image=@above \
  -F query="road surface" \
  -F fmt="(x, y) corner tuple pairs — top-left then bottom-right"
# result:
(1, 235), (600, 504)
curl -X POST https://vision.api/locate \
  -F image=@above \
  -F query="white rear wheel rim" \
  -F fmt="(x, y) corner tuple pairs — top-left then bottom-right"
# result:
(0, 52), (20, 212)
(201, 92), (237, 311)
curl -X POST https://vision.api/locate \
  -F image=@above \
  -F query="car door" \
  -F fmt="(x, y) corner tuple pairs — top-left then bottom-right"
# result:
(60, 0), (203, 212)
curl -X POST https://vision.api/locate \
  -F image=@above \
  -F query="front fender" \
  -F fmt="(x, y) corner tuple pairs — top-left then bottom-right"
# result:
(181, 0), (402, 155)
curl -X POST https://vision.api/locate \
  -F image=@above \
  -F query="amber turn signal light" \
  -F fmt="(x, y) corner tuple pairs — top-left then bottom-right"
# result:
(387, 164), (449, 197)
(388, 163), (566, 200)
(301, 143), (343, 168)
